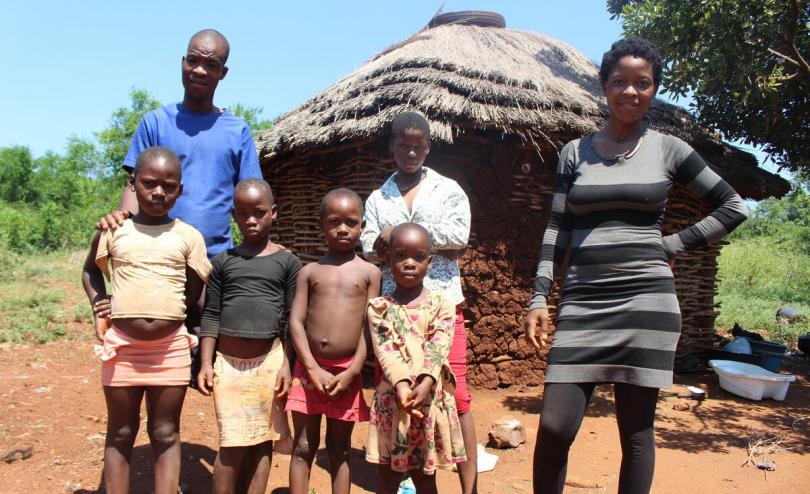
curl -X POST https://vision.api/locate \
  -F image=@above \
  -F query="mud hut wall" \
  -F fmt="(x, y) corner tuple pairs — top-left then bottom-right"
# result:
(261, 134), (722, 390)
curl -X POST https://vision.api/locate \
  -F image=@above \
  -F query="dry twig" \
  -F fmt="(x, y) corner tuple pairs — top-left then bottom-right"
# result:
(741, 427), (795, 480)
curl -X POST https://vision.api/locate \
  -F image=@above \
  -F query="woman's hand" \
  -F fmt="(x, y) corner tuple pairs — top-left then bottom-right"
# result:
(524, 308), (550, 352)
(373, 226), (395, 258)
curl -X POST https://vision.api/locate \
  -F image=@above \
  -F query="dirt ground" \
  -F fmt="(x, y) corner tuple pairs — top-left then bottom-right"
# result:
(1, 336), (808, 494)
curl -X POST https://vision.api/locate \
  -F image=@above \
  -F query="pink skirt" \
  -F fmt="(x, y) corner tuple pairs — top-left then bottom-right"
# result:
(96, 324), (197, 387)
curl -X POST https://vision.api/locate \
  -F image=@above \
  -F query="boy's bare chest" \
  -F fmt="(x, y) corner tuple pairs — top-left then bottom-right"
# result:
(309, 269), (368, 296)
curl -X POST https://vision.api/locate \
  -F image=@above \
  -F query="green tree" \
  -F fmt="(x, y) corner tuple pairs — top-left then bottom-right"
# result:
(608, 0), (809, 172)
(0, 89), (275, 253)
(96, 88), (161, 179)
(0, 146), (37, 203)
(730, 173), (810, 253)
(231, 103), (274, 134)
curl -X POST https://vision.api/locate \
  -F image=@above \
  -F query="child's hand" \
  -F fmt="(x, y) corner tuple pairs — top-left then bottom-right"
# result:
(326, 369), (355, 398)
(306, 366), (335, 395)
(197, 364), (214, 396)
(93, 316), (110, 342)
(275, 361), (291, 400)
(395, 380), (413, 412)
(407, 377), (435, 419)
(92, 296), (112, 320)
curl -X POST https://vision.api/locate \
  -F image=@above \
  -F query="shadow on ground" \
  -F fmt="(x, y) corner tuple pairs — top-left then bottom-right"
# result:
(73, 442), (216, 493)
(655, 359), (810, 455)
(314, 446), (377, 493)
(500, 384), (615, 417)
(498, 358), (810, 456)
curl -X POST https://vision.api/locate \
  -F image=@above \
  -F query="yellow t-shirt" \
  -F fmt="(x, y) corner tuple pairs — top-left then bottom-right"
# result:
(96, 219), (212, 320)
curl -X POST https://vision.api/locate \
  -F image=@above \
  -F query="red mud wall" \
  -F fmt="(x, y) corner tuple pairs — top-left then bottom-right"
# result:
(263, 133), (721, 390)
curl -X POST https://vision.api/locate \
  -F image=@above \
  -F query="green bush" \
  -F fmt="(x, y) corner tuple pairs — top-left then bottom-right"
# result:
(716, 237), (810, 346)
(0, 89), (272, 255)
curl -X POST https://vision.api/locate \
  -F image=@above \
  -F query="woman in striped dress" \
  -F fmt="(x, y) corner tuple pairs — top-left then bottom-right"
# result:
(524, 38), (748, 494)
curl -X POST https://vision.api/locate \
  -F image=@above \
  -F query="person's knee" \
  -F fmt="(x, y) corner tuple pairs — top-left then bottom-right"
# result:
(325, 435), (350, 463)
(539, 415), (579, 448)
(291, 434), (319, 464)
(620, 427), (655, 458)
(147, 420), (179, 450)
(106, 422), (139, 450)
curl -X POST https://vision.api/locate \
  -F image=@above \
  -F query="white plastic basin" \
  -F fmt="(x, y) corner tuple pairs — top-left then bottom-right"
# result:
(709, 360), (796, 401)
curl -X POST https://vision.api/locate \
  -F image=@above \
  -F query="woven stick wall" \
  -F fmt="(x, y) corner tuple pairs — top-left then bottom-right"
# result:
(263, 131), (723, 389)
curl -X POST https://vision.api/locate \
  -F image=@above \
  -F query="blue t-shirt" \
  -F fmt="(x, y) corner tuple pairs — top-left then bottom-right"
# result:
(123, 104), (262, 257)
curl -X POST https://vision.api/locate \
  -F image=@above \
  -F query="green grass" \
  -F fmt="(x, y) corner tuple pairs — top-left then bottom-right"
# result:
(716, 237), (810, 347)
(0, 247), (89, 344)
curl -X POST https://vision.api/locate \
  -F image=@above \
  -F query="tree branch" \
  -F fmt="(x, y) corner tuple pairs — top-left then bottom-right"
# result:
(785, 0), (810, 77)
(768, 47), (801, 66)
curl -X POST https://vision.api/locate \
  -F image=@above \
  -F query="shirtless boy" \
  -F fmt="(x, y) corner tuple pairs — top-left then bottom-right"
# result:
(286, 188), (381, 494)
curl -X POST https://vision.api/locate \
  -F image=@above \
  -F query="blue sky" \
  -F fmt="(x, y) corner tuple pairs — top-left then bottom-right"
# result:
(2, 1), (623, 156)
(0, 0), (774, 173)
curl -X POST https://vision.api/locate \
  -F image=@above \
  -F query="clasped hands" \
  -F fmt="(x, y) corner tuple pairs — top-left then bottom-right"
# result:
(306, 365), (358, 399)
(394, 376), (434, 419)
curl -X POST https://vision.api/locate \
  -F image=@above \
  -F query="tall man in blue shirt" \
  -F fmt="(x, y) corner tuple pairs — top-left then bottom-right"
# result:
(98, 29), (262, 257)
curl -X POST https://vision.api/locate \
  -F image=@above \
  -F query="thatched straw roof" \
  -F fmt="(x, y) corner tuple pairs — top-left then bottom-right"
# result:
(257, 22), (788, 200)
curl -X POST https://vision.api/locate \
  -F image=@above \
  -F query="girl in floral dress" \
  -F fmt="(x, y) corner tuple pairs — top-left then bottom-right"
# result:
(366, 222), (466, 494)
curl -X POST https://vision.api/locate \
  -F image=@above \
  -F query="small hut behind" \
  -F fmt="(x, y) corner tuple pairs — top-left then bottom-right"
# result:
(256, 13), (788, 388)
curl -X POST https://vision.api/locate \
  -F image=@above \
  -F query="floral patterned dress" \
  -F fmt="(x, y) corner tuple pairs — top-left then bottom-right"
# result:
(365, 291), (467, 474)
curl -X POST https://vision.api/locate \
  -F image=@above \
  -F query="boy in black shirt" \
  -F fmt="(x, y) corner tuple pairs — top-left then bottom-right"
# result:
(198, 178), (301, 494)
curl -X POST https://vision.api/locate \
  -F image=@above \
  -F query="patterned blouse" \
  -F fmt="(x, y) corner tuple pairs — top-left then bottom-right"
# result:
(361, 167), (471, 305)
(365, 292), (467, 473)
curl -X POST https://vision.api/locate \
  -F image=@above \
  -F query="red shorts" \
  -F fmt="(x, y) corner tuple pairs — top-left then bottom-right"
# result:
(285, 354), (370, 422)
(450, 305), (472, 414)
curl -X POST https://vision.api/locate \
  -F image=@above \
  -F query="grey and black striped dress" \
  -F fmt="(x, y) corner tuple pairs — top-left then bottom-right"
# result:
(530, 129), (748, 388)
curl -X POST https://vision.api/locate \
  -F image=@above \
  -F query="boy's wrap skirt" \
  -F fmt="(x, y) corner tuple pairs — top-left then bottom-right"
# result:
(213, 339), (292, 448)
(285, 354), (370, 422)
(96, 324), (196, 387)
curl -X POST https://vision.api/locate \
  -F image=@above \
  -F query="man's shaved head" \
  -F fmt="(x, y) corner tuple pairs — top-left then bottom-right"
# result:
(188, 29), (230, 63)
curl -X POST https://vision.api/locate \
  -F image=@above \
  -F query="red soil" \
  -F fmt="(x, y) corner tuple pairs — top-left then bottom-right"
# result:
(2, 336), (809, 493)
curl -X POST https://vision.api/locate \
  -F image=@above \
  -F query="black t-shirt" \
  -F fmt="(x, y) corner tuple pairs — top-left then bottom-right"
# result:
(200, 248), (302, 340)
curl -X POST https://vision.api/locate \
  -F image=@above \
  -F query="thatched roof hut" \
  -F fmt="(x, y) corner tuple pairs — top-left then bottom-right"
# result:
(257, 13), (789, 388)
